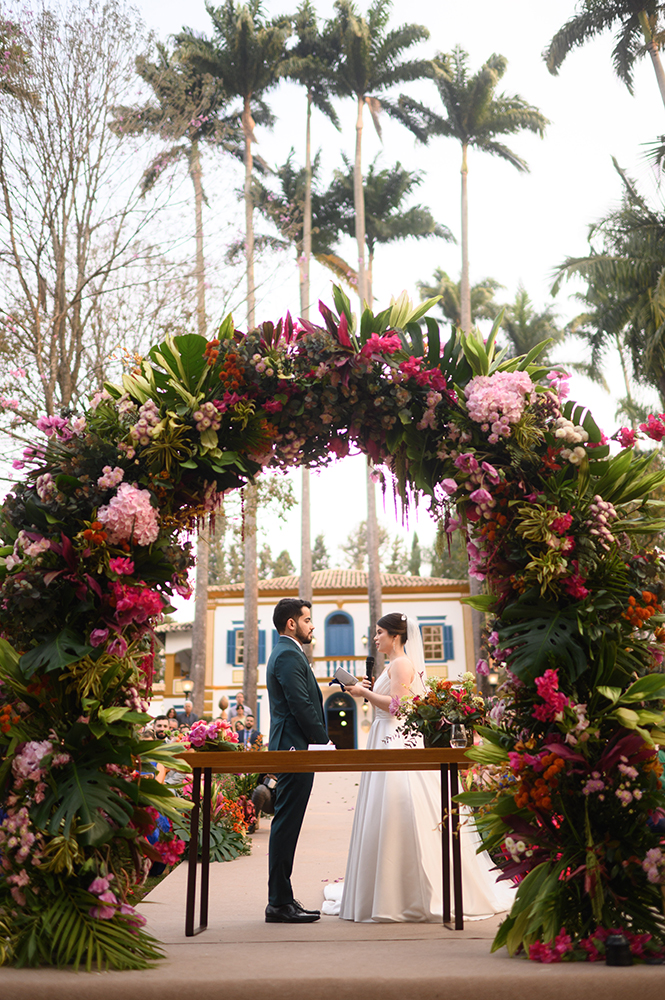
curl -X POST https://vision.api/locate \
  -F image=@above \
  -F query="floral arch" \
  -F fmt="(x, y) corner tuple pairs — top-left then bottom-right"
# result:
(1, 285), (665, 967)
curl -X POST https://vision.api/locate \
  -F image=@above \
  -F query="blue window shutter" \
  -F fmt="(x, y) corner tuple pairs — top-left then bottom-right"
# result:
(226, 630), (235, 665)
(272, 629), (279, 649)
(443, 625), (454, 661)
(259, 630), (266, 664)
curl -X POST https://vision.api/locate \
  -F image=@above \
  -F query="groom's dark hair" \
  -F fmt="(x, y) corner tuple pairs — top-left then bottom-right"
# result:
(273, 598), (311, 633)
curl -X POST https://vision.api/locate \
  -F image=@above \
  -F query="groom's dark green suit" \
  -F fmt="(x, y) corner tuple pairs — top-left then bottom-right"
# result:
(266, 635), (328, 906)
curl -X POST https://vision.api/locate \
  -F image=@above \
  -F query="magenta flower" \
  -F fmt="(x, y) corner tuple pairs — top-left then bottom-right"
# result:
(109, 556), (135, 576)
(90, 627), (109, 647)
(617, 427), (636, 449)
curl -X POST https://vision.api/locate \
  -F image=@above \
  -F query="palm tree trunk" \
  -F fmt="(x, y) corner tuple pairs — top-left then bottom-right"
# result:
(189, 138), (206, 338)
(243, 483), (259, 715)
(638, 11), (665, 110)
(366, 461), (383, 676)
(243, 95), (256, 329)
(190, 527), (209, 719)
(189, 137), (209, 718)
(300, 88), (313, 323)
(367, 248), (374, 311)
(354, 94), (367, 306)
(460, 142), (471, 333)
(299, 468), (313, 663)
(615, 331), (637, 425)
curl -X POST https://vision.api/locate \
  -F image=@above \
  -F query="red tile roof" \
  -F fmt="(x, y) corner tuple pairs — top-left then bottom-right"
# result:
(209, 570), (468, 596)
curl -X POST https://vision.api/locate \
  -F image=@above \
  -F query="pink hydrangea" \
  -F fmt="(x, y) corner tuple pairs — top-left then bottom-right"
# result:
(97, 482), (159, 546)
(12, 740), (53, 785)
(465, 371), (535, 444)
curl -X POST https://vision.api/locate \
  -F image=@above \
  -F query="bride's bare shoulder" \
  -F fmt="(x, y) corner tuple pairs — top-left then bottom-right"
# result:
(388, 655), (415, 682)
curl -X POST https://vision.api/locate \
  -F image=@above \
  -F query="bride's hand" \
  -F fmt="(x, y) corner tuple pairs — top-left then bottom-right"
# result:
(342, 681), (366, 698)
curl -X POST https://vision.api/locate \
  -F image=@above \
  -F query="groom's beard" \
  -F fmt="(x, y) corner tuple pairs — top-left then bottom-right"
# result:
(295, 623), (312, 645)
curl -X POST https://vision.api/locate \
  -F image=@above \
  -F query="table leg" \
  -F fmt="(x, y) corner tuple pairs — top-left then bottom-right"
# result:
(185, 766), (201, 936)
(440, 763), (451, 924)
(200, 767), (212, 930)
(450, 763), (464, 930)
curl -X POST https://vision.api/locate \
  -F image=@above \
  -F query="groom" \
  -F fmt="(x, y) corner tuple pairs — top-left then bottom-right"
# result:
(265, 597), (329, 923)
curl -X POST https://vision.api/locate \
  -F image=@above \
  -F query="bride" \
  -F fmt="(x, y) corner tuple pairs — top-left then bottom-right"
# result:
(324, 612), (514, 923)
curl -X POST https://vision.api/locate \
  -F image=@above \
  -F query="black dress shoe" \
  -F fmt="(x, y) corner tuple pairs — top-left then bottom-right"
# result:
(265, 902), (320, 923)
(293, 899), (321, 916)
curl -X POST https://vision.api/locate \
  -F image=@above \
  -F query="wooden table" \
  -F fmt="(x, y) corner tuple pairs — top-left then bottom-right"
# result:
(177, 748), (471, 937)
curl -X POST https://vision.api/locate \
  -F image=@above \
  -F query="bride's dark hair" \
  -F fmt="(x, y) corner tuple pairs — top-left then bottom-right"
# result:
(377, 612), (408, 642)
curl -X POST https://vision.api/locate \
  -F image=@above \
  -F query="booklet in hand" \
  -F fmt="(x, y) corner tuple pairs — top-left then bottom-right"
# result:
(329, 666), (357, 688)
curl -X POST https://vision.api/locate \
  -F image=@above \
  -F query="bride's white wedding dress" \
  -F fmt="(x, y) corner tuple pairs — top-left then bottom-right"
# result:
(324, 668), (515, 923)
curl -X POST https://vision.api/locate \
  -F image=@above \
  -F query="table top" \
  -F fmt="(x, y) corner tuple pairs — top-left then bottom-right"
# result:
(176, 747), (472, 774)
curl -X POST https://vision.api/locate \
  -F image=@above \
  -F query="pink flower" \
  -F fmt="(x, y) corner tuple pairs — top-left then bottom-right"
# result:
(110, 581), (164, 626)
(263, 399), (283, 413)
(107, 635), (128, 657)
(454, 453), (479, 473)
(97, 465), (124, 490)
(360, 333), (402, 358)
(90, 627), (109, 647)
(617, 427), (636, 449)
(551, 513), (573, 534)
(639, 413), (665, 442)
(475, 659), (490, 676)
(97, 483), (159, 546)
(561, 574), (589, 600)
(109, 556), (135, 576)
(440, 478), (458, 496)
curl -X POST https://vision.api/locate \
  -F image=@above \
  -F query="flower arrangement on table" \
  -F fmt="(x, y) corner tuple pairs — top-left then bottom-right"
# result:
(391, 672), (486, 747)
(185, 717), (240, 751)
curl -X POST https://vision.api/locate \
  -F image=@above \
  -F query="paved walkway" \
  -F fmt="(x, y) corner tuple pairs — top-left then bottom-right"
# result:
(1, 771), (664, 998)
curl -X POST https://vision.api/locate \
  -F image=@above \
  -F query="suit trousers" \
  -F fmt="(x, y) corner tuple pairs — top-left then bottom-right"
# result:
(268, 770), (314, 906)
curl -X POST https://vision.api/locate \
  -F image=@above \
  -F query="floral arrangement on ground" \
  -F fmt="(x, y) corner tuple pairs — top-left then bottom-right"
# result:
(1, 284), (664, 965)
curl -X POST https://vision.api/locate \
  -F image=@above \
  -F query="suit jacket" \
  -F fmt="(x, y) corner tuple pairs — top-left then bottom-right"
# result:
(266, 636), (328, 751)
(237, 727), (260, 747)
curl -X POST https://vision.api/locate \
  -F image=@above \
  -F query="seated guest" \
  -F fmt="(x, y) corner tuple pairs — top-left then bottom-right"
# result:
(237, 713), (260, 747)
(176, 700), (199, 726)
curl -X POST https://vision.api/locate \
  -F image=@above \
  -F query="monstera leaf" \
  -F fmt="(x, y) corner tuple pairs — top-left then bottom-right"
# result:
(32, 760), (138, 846)
(20, 629), (93, 678)
(498, 605), (587, 684)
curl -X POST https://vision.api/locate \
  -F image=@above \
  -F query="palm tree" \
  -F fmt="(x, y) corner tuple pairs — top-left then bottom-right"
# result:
(417, 269), (503, 330)
(553, 157), (665, 408)
(323, 155), (453, 307)
(281, 1), (341, 321)
(396, 47), (548, 333)
(544, 2), (665, 109)
(500, 285), (563, 360)
(111, 43), (234, 337)
(111, 44), (235, 718)
(178, 3), (289, 716)
(178, 1), (290, 330)
(329, 0), (431, 307)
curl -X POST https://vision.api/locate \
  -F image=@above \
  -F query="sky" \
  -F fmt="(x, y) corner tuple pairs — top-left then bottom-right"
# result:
(7, 1), (665, 601)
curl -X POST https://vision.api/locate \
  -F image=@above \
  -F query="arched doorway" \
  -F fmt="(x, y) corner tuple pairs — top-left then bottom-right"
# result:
(325, 691), (357, 749)
(325, 611), (354, 656)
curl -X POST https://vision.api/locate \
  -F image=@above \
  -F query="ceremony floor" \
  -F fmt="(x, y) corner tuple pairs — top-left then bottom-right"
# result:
(1, 771), (664, 999)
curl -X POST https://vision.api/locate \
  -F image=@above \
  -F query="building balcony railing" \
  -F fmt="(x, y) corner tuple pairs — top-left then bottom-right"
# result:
(313, 654), (367, 679)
